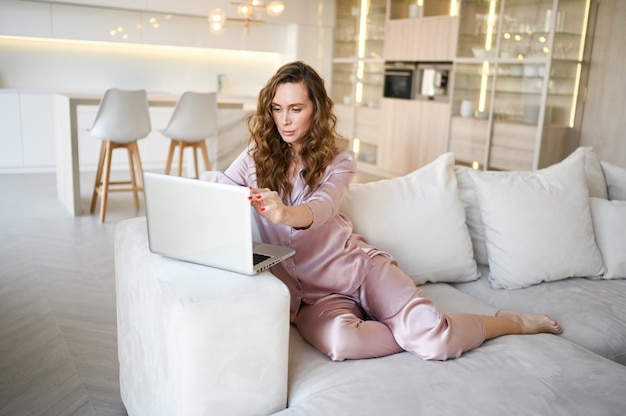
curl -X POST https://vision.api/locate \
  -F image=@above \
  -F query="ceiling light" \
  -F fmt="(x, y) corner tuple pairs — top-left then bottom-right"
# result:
(208, 1), (285, 35)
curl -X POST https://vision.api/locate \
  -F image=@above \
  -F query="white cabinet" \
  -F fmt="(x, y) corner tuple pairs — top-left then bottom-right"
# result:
(0, 93), (55, 170)
(384, 0), (458, 61)
(384, 16), (458, 61)
(21, 94), (56, 168)
(0, 0), (52, 37)
(0, 0), (289, 53)
(51, 4), (143, 44)
(378, 98), (450, 175)
(0, 93), (22, 168)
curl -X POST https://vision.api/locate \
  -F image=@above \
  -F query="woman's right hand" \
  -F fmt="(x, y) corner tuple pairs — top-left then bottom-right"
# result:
(249, 187), (313, 229)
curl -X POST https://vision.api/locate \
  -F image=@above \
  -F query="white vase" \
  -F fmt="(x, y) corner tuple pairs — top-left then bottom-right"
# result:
(523, 105), (540, 124)
(460, 100), (475, 118)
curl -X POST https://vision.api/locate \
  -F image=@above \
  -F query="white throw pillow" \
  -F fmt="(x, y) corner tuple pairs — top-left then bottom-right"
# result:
(468, 149), (605, 289)
(601, 161), (626, 201)
(455, 165), (489, 266)
(590, 198), (626, 279)
(341, 153), (480, 285)
(578, 146), (608, 199)
(454, 146), (605, 268)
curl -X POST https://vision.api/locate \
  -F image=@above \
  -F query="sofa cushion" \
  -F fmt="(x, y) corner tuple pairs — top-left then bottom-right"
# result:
(341, 152), (480, 285)
(590, 198), (626, 279)
(115, 217), (291, 416)
(601, 160), (626, 200)
(454, 272), (626, 365)
(277, 283), (626, 416)
(455, 147), (606, 269)
(467, 148), (605, 289)
(455, 165), (489, 266)
(580, 146), (609, 199)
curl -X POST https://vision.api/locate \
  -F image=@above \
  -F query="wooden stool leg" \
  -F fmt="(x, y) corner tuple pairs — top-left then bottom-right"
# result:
(165, 140), (176, 175)
(90, 141), (106, 214)
(177, 141), (184, 177)
(133, 141), (145, 195)
(192, 144), (200, 179)
(99, 141), (113, 222)
(199, 140), (211, 172)
(127, 144), (140, 209)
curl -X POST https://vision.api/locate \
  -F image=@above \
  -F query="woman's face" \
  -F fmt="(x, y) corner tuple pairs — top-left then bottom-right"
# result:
(271, 81), (314, 153)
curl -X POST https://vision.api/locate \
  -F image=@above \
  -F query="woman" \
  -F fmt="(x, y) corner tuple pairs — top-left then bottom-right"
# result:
(215, 61), (562, 361)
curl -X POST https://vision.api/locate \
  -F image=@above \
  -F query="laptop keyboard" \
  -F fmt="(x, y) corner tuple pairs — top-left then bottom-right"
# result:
(253, 253), (271, 265)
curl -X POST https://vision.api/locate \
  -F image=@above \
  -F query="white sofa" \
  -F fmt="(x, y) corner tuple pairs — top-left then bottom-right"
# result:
(115, 147), (626, 415)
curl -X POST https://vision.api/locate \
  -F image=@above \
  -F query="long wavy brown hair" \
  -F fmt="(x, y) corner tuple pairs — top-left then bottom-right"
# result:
(247, 61), (340, 202)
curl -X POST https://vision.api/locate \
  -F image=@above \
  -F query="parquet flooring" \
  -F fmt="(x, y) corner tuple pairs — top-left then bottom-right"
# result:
(0, 166), (382, 416)
(0, 172), (140, 416)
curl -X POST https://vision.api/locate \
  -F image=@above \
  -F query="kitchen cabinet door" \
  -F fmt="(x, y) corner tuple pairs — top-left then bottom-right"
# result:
(379, 98), (449, 175)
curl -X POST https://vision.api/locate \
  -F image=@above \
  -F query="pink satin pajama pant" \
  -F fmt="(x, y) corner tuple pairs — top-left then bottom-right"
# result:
(294, 255), (487, 361)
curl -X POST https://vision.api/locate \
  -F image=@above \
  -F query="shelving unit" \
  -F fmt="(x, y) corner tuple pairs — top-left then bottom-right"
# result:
(377, 0), (458, 176)
(448, 0), (596, 171)
(331, 0), (386, 168)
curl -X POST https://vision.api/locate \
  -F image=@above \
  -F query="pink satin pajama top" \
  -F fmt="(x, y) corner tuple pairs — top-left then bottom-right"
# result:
(215, 148), (387, 321)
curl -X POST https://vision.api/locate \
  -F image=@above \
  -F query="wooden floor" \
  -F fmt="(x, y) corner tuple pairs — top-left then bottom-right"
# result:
(0, 167), (383, 416)
(0, 172), (142, 416)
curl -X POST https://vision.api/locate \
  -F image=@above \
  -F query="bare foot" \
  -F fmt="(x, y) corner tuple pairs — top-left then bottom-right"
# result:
(496, 309), (563, 335)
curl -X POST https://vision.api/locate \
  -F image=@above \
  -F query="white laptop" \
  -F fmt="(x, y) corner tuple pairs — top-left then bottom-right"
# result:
(143, 172), (295, 275)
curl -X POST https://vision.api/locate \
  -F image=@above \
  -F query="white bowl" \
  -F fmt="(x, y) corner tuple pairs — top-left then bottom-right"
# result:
(471, 47), (494, 59)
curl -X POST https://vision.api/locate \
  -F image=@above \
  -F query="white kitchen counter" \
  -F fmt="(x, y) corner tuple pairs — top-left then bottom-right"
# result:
(55, 92), (256, 216)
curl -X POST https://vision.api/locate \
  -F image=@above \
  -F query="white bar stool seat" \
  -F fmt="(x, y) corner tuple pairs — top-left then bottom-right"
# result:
(162, 91), (218, 178)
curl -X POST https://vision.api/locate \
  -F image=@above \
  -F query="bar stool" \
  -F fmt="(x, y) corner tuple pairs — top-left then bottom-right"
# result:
(162, 91), (218, 178)
(88, 88), (151, 222)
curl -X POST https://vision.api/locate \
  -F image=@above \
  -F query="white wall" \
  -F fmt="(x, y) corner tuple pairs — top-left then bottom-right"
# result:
(0, 0), (337, 173)
(0, 0), (336, 95)
(0, 36), (283, 96)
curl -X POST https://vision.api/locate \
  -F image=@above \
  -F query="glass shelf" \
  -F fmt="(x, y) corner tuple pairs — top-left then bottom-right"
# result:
(451, 62), (494, 118)
(331, 0), (386, 168)
(448, 0), (592, 170)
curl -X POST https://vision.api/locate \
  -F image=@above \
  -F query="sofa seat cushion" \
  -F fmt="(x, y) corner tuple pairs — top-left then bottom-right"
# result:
(590, 198), (626, 278)
(453, 271), (626, 365)
(274, 283), (626, 416)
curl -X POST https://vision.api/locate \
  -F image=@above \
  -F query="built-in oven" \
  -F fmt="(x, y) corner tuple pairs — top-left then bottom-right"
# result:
(383, 62), (416, 100)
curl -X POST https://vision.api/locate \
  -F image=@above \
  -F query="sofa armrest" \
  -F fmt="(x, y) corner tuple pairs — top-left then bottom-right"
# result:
(115, 217), (291, 416)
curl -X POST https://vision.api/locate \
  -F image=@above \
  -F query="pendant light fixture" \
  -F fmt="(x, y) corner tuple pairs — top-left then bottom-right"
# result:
(208, 1), (285, 35)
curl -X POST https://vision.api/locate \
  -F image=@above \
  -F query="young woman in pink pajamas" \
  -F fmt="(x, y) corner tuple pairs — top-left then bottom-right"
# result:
(215, 61), (563, 361)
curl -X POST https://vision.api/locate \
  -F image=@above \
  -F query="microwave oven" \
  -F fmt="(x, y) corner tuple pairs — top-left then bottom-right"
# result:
(383, 62), (451, 101)
(416, 63), (450, 101)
